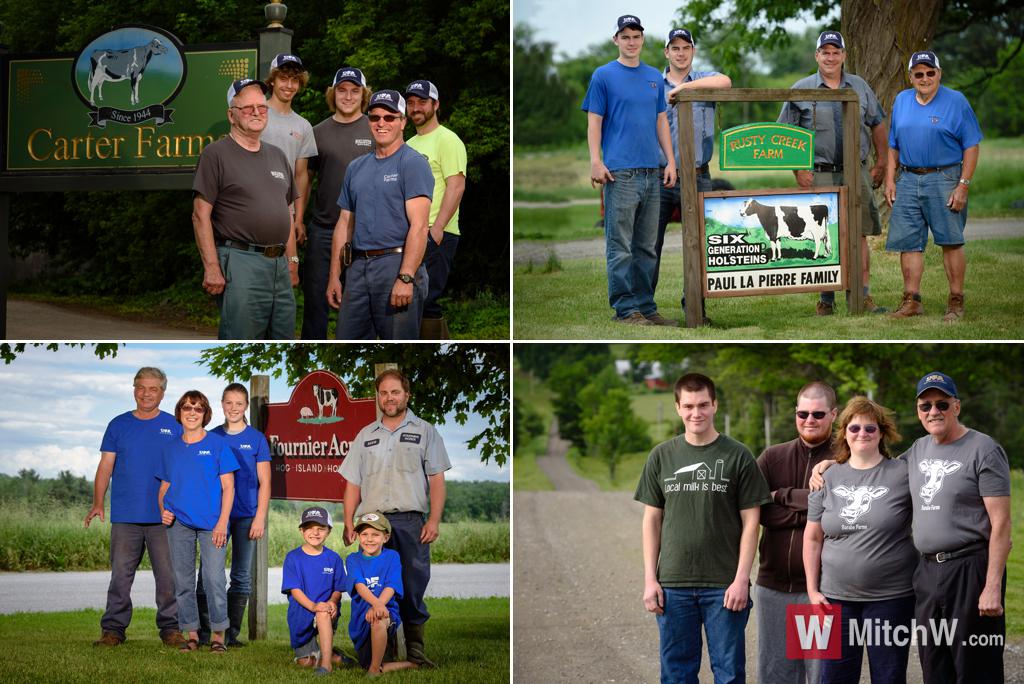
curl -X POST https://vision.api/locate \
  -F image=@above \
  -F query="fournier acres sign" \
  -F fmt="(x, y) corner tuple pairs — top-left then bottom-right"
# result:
(701, 187), (847, 297)
(263, 370), (377, 503)
(4, 24), (256, 172)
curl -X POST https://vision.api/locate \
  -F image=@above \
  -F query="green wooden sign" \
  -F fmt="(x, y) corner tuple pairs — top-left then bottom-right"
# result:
(5, 25), (256, 172)
(719, 122), (814, 171)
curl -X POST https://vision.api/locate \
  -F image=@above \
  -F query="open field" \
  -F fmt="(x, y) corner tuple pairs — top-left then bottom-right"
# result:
(0, 598), (508, 683)
(510, 366), (555, 491)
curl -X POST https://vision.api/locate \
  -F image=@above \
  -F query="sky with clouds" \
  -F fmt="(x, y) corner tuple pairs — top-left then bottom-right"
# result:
(0, 344), (507, 483)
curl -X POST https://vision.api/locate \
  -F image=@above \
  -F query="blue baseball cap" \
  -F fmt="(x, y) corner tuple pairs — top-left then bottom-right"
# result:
(666, 28), (695, 47)
(332, 66), (367, 88)
(816, 31), (845, 50)
(271, 53), (304, 70)
(368, 89), (406, 115)
(226, 78), (269, 106)
(615, 14), (644, 34)
(299, 506), (333, 529)
(405, 79), (439, 101)
(916, 371), (958, 398)
(908, 50), (940, 70)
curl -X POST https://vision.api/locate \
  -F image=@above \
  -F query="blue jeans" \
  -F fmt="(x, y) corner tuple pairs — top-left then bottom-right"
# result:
(301, 221), (336, 339)
(384, 512), (432, 625)
(657, 587), (751, 684)
(655, 170), (712, 310)
(423, 232), (459, 319)
(197, 516), (255, 596)
(336, 253), (426, 339)
(604, 168), (661, 318)
(886, 164), (966, 252)
(166, 521), (229, 632)
(822, 595), (915, 684)
(100, 523), (178, 638)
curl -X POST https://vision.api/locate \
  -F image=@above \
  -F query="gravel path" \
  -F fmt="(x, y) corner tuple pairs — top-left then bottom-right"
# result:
(5, 298), (216, 339)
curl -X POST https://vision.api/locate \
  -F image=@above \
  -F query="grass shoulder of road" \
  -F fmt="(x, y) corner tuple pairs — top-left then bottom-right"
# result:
(11, 283), (510, 340)
(511, 366), (555, 491)
(514, 238), (1024, 339)
(0, 502), (508, 571)
(514, 137), (1024, 219)
(0, 598), (508, 684)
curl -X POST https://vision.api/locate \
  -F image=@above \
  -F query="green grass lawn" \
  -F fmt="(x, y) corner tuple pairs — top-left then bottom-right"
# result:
(514, 238), (1024, 339)
(1008, 469), (1024, 636)
(511, 366), (555, 492)
(0, 598), (508, 683)
(630, 392), (678, 445)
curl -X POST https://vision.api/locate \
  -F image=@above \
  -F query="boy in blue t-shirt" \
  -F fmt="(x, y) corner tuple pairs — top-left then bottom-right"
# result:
(345, 512), (417, 675)
(281, 506), (349, 676)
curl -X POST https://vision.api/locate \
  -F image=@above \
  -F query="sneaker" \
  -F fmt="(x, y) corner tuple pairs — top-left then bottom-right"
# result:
(815, 299), (834, 316)
(616, 312), (654, 326)
(161, 631), (187, 648)
(889, 292), (923, 319)
(645, 311), (678, 327)
(863, 295), (888, 314)
(942, 293), (965, 322)
(93, 632), (124, 647)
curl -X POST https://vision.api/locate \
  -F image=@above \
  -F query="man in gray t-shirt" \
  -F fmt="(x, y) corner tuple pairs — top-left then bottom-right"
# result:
(903, 371), (1010, 682)
(300, 66), (373, 339)
(192, 78), (297, 339)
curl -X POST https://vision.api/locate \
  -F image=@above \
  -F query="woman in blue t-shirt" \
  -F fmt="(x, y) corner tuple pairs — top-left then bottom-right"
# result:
(157, 390), (239, 652)
(195, 383), (272, 646)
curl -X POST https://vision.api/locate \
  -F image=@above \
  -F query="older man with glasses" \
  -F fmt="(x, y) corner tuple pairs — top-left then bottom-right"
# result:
(884, 51), (982, 322)
(326, 90), (434, 339)
(192, 78), (299, 339)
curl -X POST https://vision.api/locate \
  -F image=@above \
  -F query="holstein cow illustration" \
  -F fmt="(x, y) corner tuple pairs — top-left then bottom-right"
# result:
(917, 459), (962, 505)
(740, 198), (831, 261)
(88, 37), (168, 106)
(833, 485), (888, 524)
(311, 384), (339, 419)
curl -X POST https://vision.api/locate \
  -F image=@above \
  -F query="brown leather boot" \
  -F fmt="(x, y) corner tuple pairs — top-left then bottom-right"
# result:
(942, 293), (965, 322)
(889, 292), (923, 318)
(403, 622), (436, 668)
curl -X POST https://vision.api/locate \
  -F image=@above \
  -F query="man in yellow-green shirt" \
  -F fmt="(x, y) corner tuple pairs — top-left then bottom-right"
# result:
(405, 80), (467, 340)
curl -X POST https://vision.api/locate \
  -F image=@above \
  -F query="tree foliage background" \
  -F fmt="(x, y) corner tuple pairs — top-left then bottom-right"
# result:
(2, 0), (508, 299)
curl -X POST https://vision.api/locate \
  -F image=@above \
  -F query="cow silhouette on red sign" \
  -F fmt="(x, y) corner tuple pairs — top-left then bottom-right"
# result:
(263, 370), (376, 502)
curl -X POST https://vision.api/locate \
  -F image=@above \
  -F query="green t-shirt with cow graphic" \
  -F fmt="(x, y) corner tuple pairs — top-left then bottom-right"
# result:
(635, 433), (771, 588)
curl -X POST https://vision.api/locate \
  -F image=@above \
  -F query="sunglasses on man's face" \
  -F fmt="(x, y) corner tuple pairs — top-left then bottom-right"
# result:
(912, 70), (936, 79)
(917, 400), (952, 412)
(796, 410), (829, 420)
(368, 114), (401, 122)
(847, 424), (878, 434)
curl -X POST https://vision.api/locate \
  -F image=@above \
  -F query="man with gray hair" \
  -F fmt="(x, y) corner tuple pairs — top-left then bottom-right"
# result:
(86, 368), (183, 647)
(754, 381), (837, 682)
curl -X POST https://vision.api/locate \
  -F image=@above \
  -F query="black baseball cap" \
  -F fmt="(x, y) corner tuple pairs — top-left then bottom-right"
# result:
(908, 51), (940, 70)
(226, 78), (269, 106)
(333, 67), (367, 88)
(666, 28), (695, 47)
(615, 15), (644, 34)
(299, 506), (333, 528)
(405, 79), (439, 101)
(816, 31), (845, 50)
(368, 89), (406, 115)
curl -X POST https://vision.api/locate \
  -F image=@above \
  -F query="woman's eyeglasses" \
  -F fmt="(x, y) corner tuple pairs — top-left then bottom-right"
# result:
(847, 424), (878, 434)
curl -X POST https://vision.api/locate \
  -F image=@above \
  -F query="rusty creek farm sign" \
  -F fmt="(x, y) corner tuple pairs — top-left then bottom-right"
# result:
(719, 123), (814, 171)
(5, 24), (256, 172)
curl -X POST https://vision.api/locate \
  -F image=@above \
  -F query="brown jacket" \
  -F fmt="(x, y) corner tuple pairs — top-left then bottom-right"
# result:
(755, 437), (832, 593)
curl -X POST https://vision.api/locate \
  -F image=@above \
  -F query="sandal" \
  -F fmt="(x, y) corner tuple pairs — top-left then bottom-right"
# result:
(210, 641), (228, 653)
(178, 638), (200, 653)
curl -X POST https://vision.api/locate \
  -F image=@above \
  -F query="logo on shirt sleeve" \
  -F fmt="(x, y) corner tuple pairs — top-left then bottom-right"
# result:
(364, 438), (380, 447)
(399, 433), (421, 444)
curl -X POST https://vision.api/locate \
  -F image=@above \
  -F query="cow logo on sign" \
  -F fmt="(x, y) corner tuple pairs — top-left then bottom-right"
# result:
(71, 24), (186, 128)
(297, 384), (345, 425)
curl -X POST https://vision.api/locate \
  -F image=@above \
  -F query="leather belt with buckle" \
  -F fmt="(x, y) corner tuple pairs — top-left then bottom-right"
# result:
(901, 163), (959, 175)
(216, 238), (286, 258)
(814, 163), (842, 172)
(352, 246), (404, 259)
(923, 541), (987, 563)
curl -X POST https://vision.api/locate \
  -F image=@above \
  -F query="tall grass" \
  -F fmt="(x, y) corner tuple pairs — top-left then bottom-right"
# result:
(0, 501), (508, 571)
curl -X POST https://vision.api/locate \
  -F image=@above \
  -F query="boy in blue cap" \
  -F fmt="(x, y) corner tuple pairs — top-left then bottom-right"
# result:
(346, 511), (418, 675)
(281, 506), (349, 676)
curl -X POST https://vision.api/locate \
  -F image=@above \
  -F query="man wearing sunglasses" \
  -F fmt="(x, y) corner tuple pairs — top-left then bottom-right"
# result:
(326, 90), (433, 339)
(192, 78), (299, 339)
(754, 381), (837, 683)
(885, 51), (982, 322)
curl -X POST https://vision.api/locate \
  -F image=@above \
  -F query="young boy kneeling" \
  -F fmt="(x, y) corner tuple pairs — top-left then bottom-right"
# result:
(346, 512), (417, 676)
(281, 507), (350, 676)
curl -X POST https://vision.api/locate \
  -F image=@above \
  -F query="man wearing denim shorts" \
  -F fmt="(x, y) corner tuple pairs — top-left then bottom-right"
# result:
(635, 373), (770, 682)
(779, 31), (889, 316)
(884, 51), (981, 322)
(656, 28), (730, 324)
(582, 14), (677, 326)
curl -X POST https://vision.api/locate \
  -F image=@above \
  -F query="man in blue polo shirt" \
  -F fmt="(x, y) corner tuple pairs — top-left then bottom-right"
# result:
(583, 14), (678, 327)
(885, 51), (982, 322)
(656, 27), (731, 323)
(85, 367), (183, 647)
(326, 90), (434, 339)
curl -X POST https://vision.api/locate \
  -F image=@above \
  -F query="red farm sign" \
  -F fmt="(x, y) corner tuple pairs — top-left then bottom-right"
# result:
(264, 370), (377, 502)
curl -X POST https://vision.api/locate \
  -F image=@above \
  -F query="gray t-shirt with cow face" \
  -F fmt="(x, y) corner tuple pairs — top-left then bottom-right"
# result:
(903, 428), (1011, 555)
(808, 457), (916, 600)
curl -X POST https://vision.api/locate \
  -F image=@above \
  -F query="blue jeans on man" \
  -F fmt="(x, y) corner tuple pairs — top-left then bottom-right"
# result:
(603, 168), (661, 319)
(384, 512), (432, 625)
(166, 521), (229, 633)
(656, 586), (751, 684)
(655, 169), (712, 313)
(423, 233), (459, 319)
(301, 221), (336, 339)
(336, 253), (427, 340)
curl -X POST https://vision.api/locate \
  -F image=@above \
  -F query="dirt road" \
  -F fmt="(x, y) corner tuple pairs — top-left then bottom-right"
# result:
(5, 298), (216, 339)
(514, 421), (1024, 682)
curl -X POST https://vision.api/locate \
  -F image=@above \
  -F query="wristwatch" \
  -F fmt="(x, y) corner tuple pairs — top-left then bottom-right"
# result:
(958, 178), (971, 186)
(397, 273), (414, 284)
(288, 256), (300, 264)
